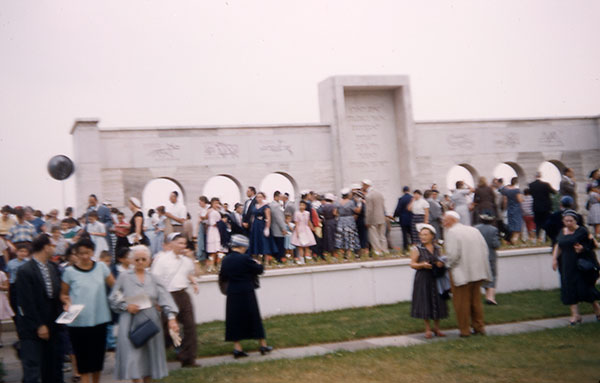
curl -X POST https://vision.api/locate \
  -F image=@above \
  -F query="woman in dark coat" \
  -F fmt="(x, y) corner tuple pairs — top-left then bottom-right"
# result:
(551, 210), (600, 325)
(219, 235), (273, 358)
(318, 194), (338, 255)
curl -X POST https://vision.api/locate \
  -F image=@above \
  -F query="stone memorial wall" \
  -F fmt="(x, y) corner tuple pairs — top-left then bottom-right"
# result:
(72, 75), (599, 218)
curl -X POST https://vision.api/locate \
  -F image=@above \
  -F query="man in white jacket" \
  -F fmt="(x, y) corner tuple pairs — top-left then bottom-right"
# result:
(443, 211), (492, 337)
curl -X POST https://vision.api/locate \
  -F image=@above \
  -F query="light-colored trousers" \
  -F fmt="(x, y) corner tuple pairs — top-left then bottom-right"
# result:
(368, 223), (388, 253)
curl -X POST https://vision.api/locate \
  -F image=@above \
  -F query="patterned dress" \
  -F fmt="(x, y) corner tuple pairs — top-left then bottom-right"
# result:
(335, 200), (360, 251)
(410, 245), (448, 320)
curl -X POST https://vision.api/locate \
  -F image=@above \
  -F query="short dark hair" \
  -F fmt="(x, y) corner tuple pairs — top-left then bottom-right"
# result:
(511, 177), (519, 186)
(273, 190), (281, 198)
(147, 209), (155, 217)
(14, 207), (25, 219)
(172, 191), (179, 197)
(414, 189), (422, 196)
(15, 242), (31, 252)
(248, 186), (256, 194)
(199, 196), (209, 203)
(403, 186), (410, 192)
(1, 205), (11, 214)
(88, 211), (98, 218)
(32, 234), (51, 253)
(284, 192), (290, 197)
(89, 194), (98, 201)
(116, 247), (130, 261)
(74, 238), (95, 252)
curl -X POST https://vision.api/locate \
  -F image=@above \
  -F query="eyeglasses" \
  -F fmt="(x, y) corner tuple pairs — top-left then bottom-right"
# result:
(134, 258), (148, 262)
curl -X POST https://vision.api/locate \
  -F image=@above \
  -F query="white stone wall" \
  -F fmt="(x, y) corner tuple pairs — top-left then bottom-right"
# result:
(191, 248), (558, 324)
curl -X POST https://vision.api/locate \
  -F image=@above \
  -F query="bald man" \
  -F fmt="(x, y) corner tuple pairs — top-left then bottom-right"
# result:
(442, 211), (491, 337)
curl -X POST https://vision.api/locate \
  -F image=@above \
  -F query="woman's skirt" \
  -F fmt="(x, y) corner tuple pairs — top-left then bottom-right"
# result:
(335, 216), (360, 251)
(411, 214), (425, 245)
(225, 291), (265, 341)
(68, 323), (108, 374)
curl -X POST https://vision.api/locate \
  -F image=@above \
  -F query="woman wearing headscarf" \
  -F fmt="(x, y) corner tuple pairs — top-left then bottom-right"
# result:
(551, 210), (600, 324)
(219, 235), (272, 358)
(409, 224), (448, 339)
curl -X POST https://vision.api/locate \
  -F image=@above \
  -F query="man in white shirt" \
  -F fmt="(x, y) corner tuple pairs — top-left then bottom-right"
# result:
(165, 191), (187, 234)
(151, 233), (199, 367)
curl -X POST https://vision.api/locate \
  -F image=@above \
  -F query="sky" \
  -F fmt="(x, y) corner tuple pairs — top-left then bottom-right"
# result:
(1, 0), (599, 214)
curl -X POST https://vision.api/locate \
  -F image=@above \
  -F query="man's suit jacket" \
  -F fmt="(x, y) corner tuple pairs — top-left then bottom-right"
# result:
(242, 197), (257, 225)
(528, 179), (555, 213)
(269, 201), (287, 237)
(365, 189), (386, 226)
(16, 259), (62, 340)
(393, 193), (413, 226)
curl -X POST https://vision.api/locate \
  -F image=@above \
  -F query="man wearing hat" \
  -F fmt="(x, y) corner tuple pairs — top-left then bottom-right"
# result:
(442, 211), (491, 337)
(363, 179), (388, 255)
(151, 232), (199, 367)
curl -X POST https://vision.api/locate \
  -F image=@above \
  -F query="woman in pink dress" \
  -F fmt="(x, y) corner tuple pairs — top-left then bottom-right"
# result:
(291, 201), (316, 263)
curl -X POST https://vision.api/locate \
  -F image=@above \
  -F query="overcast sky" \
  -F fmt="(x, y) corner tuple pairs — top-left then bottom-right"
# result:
(1, 0), (599, 214)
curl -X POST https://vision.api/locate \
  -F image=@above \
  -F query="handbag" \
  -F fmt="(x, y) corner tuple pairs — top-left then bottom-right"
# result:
(129, 311), (160, 348)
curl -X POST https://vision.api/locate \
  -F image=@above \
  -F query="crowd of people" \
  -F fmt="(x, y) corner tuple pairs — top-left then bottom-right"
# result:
(0, 166), (599, 381)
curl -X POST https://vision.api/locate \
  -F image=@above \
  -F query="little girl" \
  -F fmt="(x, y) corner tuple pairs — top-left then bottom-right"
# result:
(0, 270), (14, 347)
(284, 214), (296, 261)
(290, 201), (316, 264)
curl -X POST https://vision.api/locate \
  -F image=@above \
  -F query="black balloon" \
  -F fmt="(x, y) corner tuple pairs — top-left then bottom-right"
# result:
(47, 155), (75, 180)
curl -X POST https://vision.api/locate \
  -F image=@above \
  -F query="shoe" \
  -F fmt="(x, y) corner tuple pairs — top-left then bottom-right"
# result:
(433, 330), (446, 337)
(485, 299), (498, 305)
(569, 317), (582, 326)
(233, 350), (249, 359)
(181, 361), (201, 368)
(259, 345), (273, 355)
(424, 331), (433, 339)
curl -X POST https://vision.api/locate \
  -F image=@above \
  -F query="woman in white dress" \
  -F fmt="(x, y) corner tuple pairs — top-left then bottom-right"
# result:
(206, 197), (225, 272)
(451, 181), (474, 226)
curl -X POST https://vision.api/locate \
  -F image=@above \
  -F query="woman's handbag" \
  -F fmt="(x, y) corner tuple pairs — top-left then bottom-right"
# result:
(129, 311), (160, 348)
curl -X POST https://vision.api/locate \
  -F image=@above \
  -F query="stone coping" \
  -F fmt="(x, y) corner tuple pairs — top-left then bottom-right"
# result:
(197, 246), (552, 283)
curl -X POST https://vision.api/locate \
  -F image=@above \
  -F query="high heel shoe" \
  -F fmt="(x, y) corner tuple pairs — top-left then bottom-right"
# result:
(569, 317), (582, 326)
(259, 345), (273, 355)
(433, 330), (446, 337)
(233, 349), (248, 359)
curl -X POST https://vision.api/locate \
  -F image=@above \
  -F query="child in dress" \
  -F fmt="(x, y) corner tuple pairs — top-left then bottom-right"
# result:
(291, 201), (316, 264)
(0, 270), (15, 347)
(85, 211), (108, 260)
(284, 214), (296, 261)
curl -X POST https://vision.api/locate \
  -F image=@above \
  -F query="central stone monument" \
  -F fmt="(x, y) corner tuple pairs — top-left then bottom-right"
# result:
(319, 76), (416, 212)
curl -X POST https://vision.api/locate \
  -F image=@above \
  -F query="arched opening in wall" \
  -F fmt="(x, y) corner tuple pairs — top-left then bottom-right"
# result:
(446, 164), (478, 191)
(202, 175), (242, 209)
(493, 162), (525, 187)
(259, 172), (297, 202)
(538, 161), (564, 190)
(142, 178), (185, 214)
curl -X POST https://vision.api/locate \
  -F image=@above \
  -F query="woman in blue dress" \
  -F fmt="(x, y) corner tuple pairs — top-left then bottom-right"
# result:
(247, 192), (277, 263)
(501, 177), (524, 245)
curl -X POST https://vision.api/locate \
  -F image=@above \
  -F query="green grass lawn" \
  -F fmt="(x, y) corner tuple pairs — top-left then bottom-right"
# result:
(167, 323), (600, 383)
(186, 288), (595, 358)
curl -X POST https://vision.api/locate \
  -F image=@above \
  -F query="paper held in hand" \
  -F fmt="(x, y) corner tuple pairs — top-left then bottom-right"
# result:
(125, 294), (152, 310)
(56, 304), (85, 324)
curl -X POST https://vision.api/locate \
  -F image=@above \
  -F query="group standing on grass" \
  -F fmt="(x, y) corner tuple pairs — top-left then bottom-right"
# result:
(1, 163), (600, 380)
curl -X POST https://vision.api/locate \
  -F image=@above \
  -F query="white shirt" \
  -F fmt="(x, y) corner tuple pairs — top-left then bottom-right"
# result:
(166, 202), (187, 226)
(198, 205), (209, 224)
(151, 250), (195, 292)
(411, 198), (430, 215)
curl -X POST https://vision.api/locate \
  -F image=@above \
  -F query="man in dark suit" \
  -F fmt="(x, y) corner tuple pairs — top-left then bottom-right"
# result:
(393, 186), (413, 252)
(242, 186), (257, 232)
(16, 234), (63, 383)
(529, 172), (556, 241)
